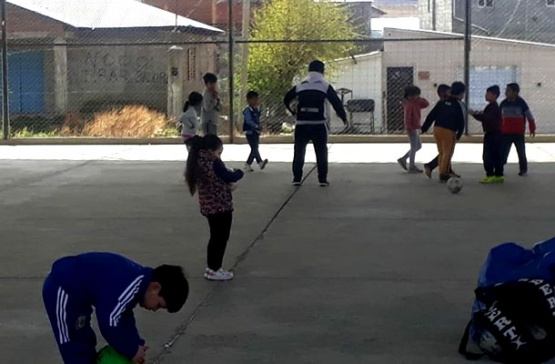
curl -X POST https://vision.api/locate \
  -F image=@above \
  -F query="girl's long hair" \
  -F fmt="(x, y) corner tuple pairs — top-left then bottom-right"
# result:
(183, 92), (203, 113)
(185, 135), (223, 196)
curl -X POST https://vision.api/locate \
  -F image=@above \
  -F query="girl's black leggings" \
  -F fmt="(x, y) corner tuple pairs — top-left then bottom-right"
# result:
(206, 211), (233, 271)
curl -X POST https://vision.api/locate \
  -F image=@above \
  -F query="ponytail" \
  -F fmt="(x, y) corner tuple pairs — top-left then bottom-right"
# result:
(184, 134), (224, 196)
(183, 101), (191, 113)
(185, 136), (204, 195)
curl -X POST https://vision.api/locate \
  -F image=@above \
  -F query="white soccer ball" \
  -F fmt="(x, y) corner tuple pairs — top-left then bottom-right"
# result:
(447, 177), (463, 194)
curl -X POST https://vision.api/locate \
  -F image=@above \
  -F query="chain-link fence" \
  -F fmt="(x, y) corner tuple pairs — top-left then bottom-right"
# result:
(1, 0), (554, 139)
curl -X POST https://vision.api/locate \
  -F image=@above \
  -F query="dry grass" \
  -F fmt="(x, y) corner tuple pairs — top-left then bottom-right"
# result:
(60, 106), (174, 138)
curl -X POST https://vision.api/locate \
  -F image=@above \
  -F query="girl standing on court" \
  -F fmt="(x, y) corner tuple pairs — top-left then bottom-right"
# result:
(398, 85), (429, 173)
(180, 92), (203, 150)
(185, 135), (244, 281)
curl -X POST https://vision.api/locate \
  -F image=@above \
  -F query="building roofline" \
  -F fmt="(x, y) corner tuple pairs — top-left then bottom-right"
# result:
(384, 27), (555, 48)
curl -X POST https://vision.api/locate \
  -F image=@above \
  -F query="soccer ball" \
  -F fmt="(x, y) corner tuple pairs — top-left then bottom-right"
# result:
(447, 177), (463, 194)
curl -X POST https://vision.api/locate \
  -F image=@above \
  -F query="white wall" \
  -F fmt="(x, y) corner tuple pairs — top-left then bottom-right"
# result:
(331, 52), (383, 132)
(418, 0), (453, 32)
(383, 28), (555, 133)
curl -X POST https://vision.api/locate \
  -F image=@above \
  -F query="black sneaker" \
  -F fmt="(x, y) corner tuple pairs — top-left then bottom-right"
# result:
(292, 180), (302, 187)
(259, 159), (268, 170)
(439, 174), (450, 183)
(424, 164), (432, 179)
(319, 181), (330, 187)
(518, 171), (527, 176)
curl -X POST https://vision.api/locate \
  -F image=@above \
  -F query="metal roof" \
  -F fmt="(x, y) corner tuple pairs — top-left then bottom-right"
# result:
(8, 0), (223, 33)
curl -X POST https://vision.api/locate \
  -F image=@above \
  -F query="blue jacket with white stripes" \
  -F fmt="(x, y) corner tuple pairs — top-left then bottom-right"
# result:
(50, 252), (152, 359)
(284, 72), (348, 126)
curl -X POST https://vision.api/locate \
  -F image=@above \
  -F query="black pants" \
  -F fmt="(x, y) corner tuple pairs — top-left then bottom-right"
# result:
(483, 132), (504, 177)
(206, 211), (233, 271)
(293, 124), (328, 182)
(426, 155), (455, 173)
(502, 134), (527, 173)
(246, 133), (262, 165)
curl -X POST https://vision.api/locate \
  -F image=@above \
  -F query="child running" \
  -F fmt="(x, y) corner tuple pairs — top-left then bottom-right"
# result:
(423, 84), (460, 179)
(421, 81), (466, 183)
(397, 85), (429, 173)
(43, 252), (189, 363)
(469, 85), (504, 183)
(243, 90), (268, 172)
(185, 135), (244, 281)
(180, 91), (203, 150)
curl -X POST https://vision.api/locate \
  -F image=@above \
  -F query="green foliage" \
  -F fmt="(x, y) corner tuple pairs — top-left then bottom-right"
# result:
(248, 0), (358, 101)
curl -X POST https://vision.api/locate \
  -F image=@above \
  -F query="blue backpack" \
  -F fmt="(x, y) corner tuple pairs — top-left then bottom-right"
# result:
(459, 237), (555, 363)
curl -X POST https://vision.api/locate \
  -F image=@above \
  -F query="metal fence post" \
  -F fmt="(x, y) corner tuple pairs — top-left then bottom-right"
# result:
(1, 0), (8, 140)
(228, 0), (235, 143)
(463, 0), (471, 136)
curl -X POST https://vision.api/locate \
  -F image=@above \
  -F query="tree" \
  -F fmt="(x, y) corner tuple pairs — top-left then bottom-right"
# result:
(246, 0), (358, 130)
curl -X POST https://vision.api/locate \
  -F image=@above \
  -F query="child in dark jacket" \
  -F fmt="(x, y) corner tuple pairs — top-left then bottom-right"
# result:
(421, 81), (466, 183)
(185, 135), (244, 281)
(469, 85), (504, 183)
(243, 91), (268, 172)
(423, 84), (460, 179)
(42, 253), (189, 364)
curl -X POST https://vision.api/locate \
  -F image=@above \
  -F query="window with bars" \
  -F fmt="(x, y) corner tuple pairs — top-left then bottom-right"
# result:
(187, 48), (196, 81)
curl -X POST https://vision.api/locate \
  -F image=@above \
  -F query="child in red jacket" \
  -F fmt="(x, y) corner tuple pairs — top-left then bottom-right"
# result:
(500, 83), (536, 176)
(398, 86), (429, 173)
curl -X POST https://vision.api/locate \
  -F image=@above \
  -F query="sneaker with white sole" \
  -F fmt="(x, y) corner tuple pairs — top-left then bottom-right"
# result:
(292, 180), (302, 186)
(204, 268), (234, 281)
(243, 163), (254, 172)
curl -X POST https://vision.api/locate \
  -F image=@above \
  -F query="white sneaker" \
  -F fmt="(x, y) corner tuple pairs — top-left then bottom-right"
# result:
(243, 163), (254, 172)
(204, 268), (234, 281)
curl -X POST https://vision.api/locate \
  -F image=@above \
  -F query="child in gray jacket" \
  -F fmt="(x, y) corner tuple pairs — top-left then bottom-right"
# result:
(201, 73), (222, 136)
(180, 92), (203, 150)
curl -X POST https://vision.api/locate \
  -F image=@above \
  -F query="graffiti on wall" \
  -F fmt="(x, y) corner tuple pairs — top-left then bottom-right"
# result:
(78, 51), (168, 85)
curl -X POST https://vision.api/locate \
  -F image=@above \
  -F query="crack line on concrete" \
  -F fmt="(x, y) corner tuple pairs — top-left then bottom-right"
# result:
(0, 160), (94, 194)
(0, 146), (139, 195)
(151, 158), (321, 363)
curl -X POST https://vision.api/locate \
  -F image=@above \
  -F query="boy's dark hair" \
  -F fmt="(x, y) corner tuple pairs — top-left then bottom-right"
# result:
(203, 73), (218, 85)
(185, 134), (224, 195)
(183, 91), (203, 112)
(487, 85), (500, 97)
(507, 83), (520, 94)
(308, 60), (325, 74)
(404, 85), (421, 99)
(246, 90), (259, 100)
(437, 84), (451, 97)
(451, 81), (466, 96)
(151, 265), (189, 313)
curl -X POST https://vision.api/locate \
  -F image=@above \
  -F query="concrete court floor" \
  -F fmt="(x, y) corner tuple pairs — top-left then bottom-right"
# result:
(0, 143), (554, 364)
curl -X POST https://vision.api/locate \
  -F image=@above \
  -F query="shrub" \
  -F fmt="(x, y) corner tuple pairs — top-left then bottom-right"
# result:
(62, 105), (174, 138)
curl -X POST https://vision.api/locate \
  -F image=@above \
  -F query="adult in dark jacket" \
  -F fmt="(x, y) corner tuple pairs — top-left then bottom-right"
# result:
(284, 60), (347, 187)
(421, 81), (466, 183)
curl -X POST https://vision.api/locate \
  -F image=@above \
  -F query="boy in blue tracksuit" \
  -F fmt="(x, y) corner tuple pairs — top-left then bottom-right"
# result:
(243, 90), (268, 172)
(42, 252), (189, 364)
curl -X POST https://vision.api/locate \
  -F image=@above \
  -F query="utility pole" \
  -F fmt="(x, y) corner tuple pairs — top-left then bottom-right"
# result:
(239, 0), (250, 126)
(463, 0), (471, 135)
(1, 0), (8, 140)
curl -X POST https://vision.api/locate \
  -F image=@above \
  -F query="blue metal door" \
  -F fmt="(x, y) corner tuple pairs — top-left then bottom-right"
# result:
(0, 51), (45, 114)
